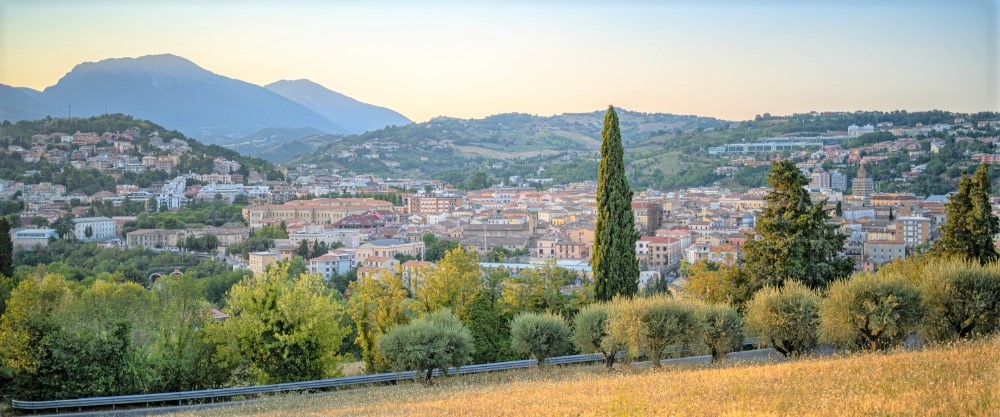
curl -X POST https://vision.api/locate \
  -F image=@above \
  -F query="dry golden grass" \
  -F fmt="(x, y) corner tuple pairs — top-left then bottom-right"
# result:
(174, 337), (1000, 417)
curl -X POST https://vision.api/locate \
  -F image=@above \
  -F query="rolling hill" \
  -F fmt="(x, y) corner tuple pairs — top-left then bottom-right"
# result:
(0, 84), (57, 122)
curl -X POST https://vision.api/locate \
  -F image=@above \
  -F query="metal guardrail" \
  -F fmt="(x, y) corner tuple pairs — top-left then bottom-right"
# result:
(12, 338), (761, 412)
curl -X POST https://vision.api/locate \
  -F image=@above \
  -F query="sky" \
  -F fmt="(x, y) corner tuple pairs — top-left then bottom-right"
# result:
(1, 0), (997, 122)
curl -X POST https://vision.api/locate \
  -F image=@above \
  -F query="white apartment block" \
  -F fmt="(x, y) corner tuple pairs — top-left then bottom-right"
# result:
(308, 249), (357, 279)
(72, 217), (116, 241)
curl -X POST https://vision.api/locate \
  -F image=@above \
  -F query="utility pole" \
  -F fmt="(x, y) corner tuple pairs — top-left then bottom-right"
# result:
(68, 104), (71, 119)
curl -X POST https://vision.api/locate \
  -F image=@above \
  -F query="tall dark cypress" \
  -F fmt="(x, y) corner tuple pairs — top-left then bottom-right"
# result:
(591, 106), (639, 301)
(934, 172), (975, 258)
(968, 163), (999, 264)
(0, 217), (12, 278)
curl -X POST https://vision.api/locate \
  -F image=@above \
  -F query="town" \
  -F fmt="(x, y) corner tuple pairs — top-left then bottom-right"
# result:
(5, 113), (1000, 294)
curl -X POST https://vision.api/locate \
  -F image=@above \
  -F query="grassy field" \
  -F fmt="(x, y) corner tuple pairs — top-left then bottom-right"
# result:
(174, 337), (999, 416)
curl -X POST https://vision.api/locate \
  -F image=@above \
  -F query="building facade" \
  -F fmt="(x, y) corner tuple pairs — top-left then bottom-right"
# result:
(72, 217), (116, 241)
(12, 228), (58, 248)
(242, 198), (393, 228)
(307, 249), (356, 279)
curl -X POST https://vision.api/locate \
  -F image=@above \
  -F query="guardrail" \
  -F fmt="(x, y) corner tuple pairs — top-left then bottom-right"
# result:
(12, 338), (761, 412)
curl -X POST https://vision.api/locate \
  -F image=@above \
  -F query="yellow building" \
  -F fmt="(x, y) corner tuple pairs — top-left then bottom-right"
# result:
(248, 251), (281, 275)
(242, 198), (393, 228)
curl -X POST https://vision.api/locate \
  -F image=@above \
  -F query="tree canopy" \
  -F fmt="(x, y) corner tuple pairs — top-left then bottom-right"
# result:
(737, 160), (852, 300)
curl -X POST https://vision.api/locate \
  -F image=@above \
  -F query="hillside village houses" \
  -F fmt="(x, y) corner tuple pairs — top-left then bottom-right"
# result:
(4, 121), (1000, 288)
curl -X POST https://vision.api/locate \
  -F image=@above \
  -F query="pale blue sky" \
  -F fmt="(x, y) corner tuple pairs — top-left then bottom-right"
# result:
(1, 0), (997, 121)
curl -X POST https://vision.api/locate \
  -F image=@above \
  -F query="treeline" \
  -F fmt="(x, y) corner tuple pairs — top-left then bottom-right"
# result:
(0, 247), (592, 400)
(367, 252), (1000, 385)
(124, 201), (246, 234)
(347, 248), (592, 373)
(908, 136), (996, 196)
(226, 224), (286, 260)
(12, 240), (248, 304)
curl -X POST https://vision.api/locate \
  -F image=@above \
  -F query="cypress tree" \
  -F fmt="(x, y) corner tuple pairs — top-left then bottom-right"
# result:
(591, 106), (639, 301)
(934, 172), (975, 258)
(296, 239), (310, 259)
(967, 163), (998, 263)
(0, 217), (12, 278)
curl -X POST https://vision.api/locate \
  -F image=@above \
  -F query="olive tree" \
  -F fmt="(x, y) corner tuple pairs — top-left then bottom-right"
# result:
(696, 303), (743, 362)
(820, 273), (922, 351)
(608, 295), (701, 367)
(916, 258), (1000, 341)
(571, 303), (624, 369)
(510, 312), (570, 367)
(378, 309), (474, 384)
(744, 282), (820, 357)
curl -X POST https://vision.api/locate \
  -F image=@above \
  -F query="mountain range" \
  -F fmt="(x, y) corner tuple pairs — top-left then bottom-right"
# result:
(0, 54), (412, 141)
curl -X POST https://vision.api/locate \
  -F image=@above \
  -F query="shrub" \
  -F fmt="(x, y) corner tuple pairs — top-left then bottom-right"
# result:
(378, 309), (474, 384)
(744, 282), (820, 357)
(916, 258), (1000, 341)
(608, 295), (701, 366)
(510, 312), (570, 367)
(697, 303), (743, 362)
(571, 303), (624, 369)
(820, 273), (922, 351)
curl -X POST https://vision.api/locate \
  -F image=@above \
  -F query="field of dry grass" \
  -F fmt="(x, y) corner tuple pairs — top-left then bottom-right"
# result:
(175, 337), (999, 417)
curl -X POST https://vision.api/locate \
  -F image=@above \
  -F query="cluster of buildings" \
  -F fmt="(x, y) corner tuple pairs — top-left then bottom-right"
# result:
(6, 118), (1000, 291)
(3, 129), (198, 175)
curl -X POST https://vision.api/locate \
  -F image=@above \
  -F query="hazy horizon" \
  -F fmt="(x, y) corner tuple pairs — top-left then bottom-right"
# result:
(2, 0), (997, 123)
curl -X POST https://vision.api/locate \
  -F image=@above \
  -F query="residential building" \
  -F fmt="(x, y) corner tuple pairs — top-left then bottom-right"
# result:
(360, 256), (400, 273)
(407, 195), (464, 215)
(632, 201), (662, 235)
(248, 251), (281, 275)
(894, 216), (931, 248)
(156, 176), (188, 210)
(307, 249), (356, 280)
(864, 239), (906, 265)
(401, 260), (433, 290)
(355, 239), (425, 262)
(848, 124), (875, 137)
(684, 243), (739, 265)
(126, 229), (185, 249)
(72, 217), (115, 241)
(289, 229), (362, 248)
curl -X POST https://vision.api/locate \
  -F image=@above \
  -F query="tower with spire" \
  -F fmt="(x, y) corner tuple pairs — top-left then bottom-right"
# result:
(852, 163), (874, 199)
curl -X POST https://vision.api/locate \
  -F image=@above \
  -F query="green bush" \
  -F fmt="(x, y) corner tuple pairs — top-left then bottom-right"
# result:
(608, 295), (701, 366)
(697, 303), (743, 362)
(378, 309), (474, 384)
(571, 303), (624, 369)
(820, 273), (922, 351)
(510, 312), (570, 367)
(916, 258), (1000, 341)
(744, 282), (820, 357)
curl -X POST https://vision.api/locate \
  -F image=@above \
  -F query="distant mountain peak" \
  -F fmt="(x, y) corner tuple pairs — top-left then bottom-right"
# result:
(269, 79), (323, 87)
(265, 79), (412, 134)
(4, 54), (410, 143)
(69, 53), (210, 78)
